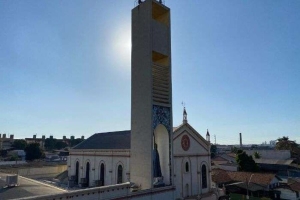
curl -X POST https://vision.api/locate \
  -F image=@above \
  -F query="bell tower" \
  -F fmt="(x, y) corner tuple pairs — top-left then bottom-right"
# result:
(130, 0), (172, 190)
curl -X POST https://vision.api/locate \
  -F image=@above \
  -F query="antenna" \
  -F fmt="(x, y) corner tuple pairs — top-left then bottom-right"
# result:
(181, 101), (185, 107)
(214, 135), (216, 145)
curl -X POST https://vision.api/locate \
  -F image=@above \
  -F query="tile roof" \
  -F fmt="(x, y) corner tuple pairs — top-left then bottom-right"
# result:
(227, 171), (278, 186)
(288, 178), (300, 191)
(212, 169), (280, 186)
(73, 130), (130, 150)
(211, 169), (232, 183)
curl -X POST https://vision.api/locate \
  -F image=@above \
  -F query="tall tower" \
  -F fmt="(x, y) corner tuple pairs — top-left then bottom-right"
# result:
(131, 0), (172, 190)
(239, 132), (242, 148)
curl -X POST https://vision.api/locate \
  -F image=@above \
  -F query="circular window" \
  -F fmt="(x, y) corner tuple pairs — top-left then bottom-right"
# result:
(181, 135), (190, 151)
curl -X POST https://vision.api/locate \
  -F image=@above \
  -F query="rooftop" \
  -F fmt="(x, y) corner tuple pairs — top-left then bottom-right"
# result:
(212, 169), (280, 186)
(73, 130), (131, 150)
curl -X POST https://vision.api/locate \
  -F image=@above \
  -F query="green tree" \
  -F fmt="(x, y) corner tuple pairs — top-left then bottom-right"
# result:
(9, 154), (19, 161)
(44, 138), (57, 150)
(276, 136), (299, 152)
(25, 143), (42, 161)
(236, 150), (259, 172)
(253, 151), (261, 159)
(231, 146), (239, 153)
(12, 139), (27, 150)
(211, 144), (217, 158)
(70, 138), (84, 147)
(55, 141), (68, 150)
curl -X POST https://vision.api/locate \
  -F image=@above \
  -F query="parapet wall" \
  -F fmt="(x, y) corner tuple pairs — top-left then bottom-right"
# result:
(18, 183), (175, 200)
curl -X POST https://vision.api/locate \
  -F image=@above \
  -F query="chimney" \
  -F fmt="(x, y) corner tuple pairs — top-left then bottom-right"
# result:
(3, 134), (6, 139)
(33, 135), (36, 139)
(63, 136), (66, 140)
(42, 135), (45, 140)
(10, 134), (14, 140)
(239, 133), (242, 148)
(71, 136), (75, 140)
(81, 136), (84, 140)
(50, 135), (53, 139)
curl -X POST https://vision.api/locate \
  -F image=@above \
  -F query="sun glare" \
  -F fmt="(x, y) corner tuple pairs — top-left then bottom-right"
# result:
(111, 23), (131, 69)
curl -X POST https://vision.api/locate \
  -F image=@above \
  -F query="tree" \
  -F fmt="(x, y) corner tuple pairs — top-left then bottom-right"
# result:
(253, 151), (261, 159)
(236, 150), (259, 172)
(276, 136), (299, 152)
(44, 138), (57, 150)
(12, 139), (27, 150)
(211, 144), (217, 158)
(25, 143), (42, 161)
(70, 138), (84, 147)
(231, 146), (239, 153)
(55, 141), (68, 150)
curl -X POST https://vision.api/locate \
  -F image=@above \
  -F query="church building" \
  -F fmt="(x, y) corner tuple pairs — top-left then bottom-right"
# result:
(68, 109), (212, 198)
(68, 0), (213, 199)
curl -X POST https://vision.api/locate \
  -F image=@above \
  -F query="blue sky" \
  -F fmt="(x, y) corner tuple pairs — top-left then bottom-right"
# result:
(0, 0), (299, 145)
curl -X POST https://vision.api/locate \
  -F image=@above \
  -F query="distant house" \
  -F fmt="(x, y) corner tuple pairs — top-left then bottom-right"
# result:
(212, 169), (282, 198)
(0, 134), (14, 150)
(212, 153), (238, 171)
(274, 178), (300, 200)
(216, 145), (232, 154)
(8, 150), (26, 161)
(45, 154), (61, 162)
(245, 150), (291, 160)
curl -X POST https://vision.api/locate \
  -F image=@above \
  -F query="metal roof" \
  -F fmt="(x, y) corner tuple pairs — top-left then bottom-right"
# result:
(73, 130), (131, 150)
(254, 159), (294, 165)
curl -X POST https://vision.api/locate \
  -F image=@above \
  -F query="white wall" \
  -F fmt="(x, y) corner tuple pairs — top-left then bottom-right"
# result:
(275, 188), (298, 200)
(173, 146), (211, 198)
(68, 149), (130, 187)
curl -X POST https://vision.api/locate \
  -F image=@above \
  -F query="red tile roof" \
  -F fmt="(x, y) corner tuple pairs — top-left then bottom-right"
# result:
(212, 169), (279, 186)
(288, 178), (300, 191)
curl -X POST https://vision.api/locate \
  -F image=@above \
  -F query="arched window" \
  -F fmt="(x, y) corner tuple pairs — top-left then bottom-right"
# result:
(100, 163), (105, 186)
(75, 161), (79, 184)
(201, 165), (207, 189)
(185, 162), (189, 172)
(86, 162), (90, 187)
(117, 165), (123, 184)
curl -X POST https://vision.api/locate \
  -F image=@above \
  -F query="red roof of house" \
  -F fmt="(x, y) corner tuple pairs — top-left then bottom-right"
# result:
(212, 169), (279, 186)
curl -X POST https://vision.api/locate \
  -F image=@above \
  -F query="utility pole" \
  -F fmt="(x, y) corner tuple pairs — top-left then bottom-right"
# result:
(214, 135), (216, 145)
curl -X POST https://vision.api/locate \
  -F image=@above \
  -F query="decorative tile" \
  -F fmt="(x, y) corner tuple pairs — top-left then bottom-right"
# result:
(152, 105), (170, 132)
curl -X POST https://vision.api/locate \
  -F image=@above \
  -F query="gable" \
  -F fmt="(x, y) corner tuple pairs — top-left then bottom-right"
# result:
(173, 123), (209, 155)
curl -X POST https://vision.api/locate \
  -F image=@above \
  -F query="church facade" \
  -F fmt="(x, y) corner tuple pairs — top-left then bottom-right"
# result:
(67, 0), (213, 199)
(68, 113), (212, 199)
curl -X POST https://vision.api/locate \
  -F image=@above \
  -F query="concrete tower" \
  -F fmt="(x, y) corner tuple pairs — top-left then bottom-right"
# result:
(239, 132), (242, 148)
(131, 0), (172, 190)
